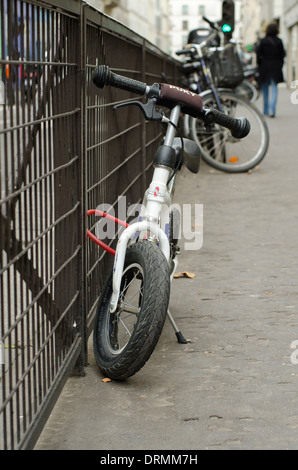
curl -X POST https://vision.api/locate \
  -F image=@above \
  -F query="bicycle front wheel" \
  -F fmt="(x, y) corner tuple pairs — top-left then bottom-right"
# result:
(93, 240), (170, 380)
(189, 89), (269, 173)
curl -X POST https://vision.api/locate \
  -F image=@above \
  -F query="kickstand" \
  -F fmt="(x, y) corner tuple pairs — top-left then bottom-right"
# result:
(167, 310), (188, 344)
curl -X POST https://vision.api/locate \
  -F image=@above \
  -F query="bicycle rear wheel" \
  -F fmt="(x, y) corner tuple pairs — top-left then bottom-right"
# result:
(93, 240), (170, 380)
(235, 79), (260, 103)
(189, 89), (269, 173)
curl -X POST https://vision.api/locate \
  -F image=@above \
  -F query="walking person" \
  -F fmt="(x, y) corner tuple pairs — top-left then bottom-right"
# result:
(257, 22), (286, 118)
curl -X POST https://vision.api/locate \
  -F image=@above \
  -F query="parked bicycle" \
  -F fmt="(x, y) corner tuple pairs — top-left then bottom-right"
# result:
(90, 65), (250, 380)
(184, 18), (260, 103)
(235, 64), (260, 103)
(177, 17), (269, 173)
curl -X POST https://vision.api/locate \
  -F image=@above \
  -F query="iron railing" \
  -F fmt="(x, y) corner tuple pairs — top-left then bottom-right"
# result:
(0, 0), (180, 450)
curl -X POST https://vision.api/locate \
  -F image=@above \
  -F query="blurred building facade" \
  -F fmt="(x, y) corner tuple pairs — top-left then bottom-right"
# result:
(84, 0), (171, 53)
(284, 0), (298, 84)
(240, 0), (298, 85)
(168, 0), (222, 55)
(85, 0), (297, 86)
(240, 0), (284, 48)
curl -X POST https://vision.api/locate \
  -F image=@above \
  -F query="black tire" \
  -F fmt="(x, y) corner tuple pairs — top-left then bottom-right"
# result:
(235, 79), (260, 103)
(189, 89), (269, 173)
(93, 240), (170, 380)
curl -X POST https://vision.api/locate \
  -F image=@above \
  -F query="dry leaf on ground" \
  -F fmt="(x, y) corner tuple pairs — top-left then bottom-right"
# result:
(174, 271), (196, 279)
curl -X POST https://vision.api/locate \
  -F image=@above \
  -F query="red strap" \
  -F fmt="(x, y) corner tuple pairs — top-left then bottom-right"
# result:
(86, 210), (129, 256)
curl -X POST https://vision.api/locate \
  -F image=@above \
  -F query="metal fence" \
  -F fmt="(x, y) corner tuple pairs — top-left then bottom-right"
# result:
(0, 0), (180, 450)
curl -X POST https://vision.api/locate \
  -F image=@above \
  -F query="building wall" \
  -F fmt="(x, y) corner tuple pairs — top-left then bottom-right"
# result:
(240, 0), (298, 85)
(168, 0), (222, 55)
(284, 0), (298, 84)
(240, 0), (263, 48)
(168, 0), (243, 57)
(84, 0), (298, 85)
(83, 0), (171, 53)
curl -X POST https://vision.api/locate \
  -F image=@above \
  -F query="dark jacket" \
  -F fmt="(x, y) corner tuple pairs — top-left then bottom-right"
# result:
(256, 35), (286, 84)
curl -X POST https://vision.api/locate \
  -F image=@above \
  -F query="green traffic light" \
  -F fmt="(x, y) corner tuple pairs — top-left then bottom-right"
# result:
(222, 23), (232, 33)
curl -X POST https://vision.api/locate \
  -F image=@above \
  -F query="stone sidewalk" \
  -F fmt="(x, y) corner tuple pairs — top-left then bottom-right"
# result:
(35, 87), (298, 450)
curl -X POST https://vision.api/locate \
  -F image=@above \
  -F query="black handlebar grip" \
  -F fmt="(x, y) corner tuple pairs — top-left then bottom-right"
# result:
(210, 109), (251, 139)
(92, 65), (147, 96)
(176, 49), (190, 55)
(202, 16), (219, 31)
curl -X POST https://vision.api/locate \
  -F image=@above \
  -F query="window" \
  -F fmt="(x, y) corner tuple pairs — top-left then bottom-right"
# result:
(198, 5), (205, 16)
(182, 5), (188, 15)
(156, 16), (161, 31)
(182, 20), (188, 31)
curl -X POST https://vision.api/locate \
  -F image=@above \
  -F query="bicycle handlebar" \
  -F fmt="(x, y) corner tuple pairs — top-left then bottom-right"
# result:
(92, 65), (148, 96)
(92, 65), (250, 139)
(202, 16), (219, 31)
(204, 109), (251, 139)
(176, 47), (196, 56)
(92, 65), (204, 118)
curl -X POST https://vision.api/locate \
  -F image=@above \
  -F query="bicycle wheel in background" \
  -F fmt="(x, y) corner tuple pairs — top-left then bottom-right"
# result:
(235, 79), (260, 103)
(189, 89), (269, 173)
(93, 240), (170, 380)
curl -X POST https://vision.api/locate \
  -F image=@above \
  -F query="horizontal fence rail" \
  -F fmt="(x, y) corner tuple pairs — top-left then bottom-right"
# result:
(0, 0), (180, 450)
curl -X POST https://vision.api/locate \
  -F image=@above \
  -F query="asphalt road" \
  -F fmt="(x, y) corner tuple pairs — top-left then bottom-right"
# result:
(35, 86), (298, 451)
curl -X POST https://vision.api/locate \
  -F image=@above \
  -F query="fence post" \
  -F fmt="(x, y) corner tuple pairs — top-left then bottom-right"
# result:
(72, 0), (88, 376)
(0, 340), (4, 365)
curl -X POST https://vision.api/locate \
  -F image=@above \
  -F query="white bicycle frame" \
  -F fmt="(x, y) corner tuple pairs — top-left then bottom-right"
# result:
(109, 105), (181, 314)
(91, 63), (249, 346)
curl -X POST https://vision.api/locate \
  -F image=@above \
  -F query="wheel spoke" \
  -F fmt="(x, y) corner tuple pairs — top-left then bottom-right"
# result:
(191, 91), (269, 172)
(93, 241), (171, 380)
(121, 302), (141, 314)
(107, 264), (144, 351)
